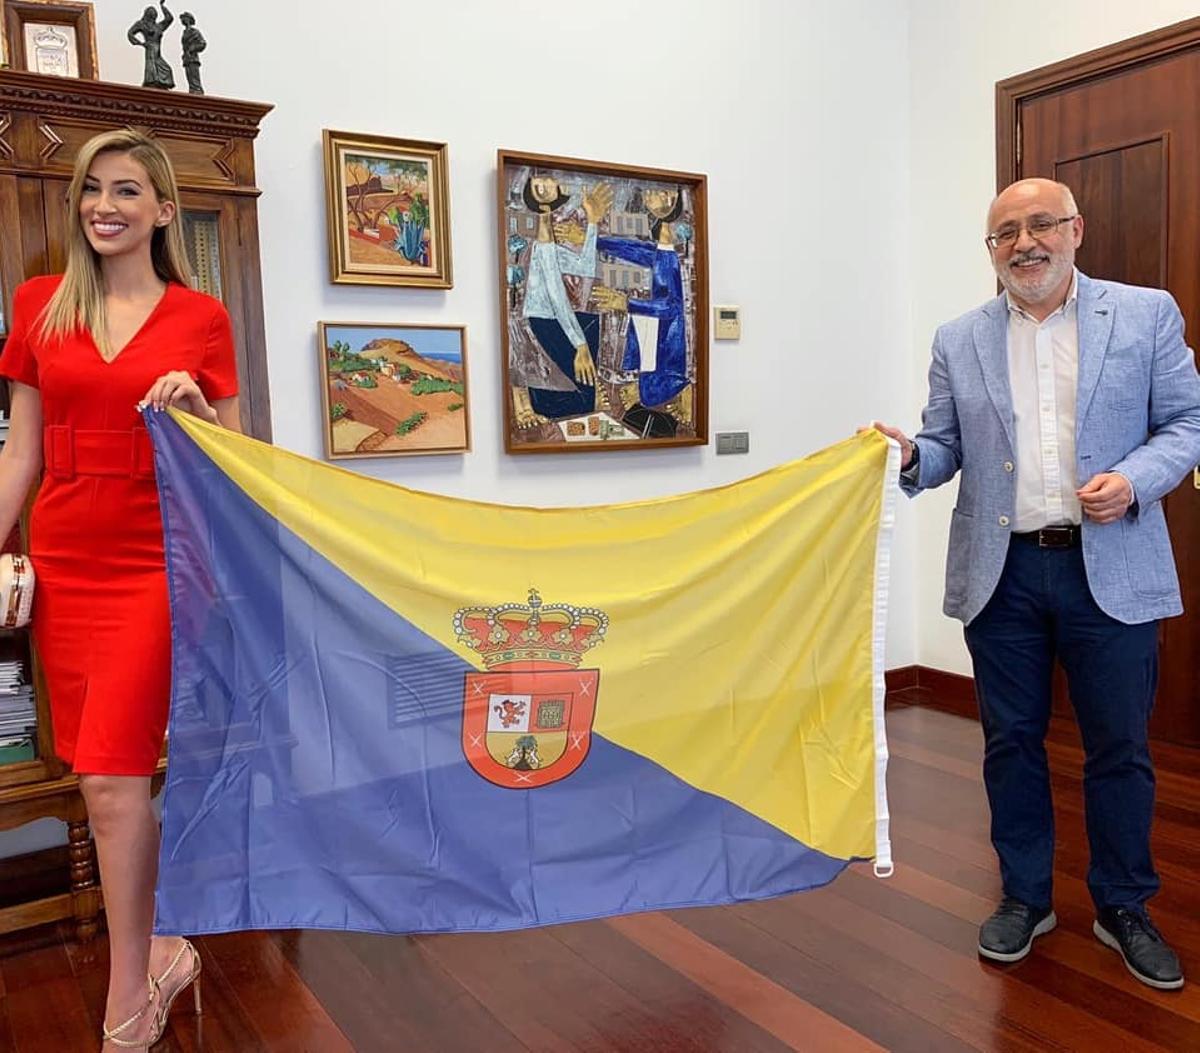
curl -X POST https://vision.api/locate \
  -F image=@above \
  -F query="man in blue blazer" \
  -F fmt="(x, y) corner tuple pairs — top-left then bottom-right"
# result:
(877, 178), (1200, 990)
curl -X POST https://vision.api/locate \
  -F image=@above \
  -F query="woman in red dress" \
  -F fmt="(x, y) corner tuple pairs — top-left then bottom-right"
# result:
(0, 129), (238, 1049)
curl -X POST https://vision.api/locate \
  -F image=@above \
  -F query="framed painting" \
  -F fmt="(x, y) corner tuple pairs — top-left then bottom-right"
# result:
(497, 149), (708, 454)
(318, 322), (470, 458)
(1, 0), (99, 78)
(322, 130), (453, 288)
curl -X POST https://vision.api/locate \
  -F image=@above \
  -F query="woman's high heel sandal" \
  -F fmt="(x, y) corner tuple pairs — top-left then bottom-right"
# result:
(101, 976), (161, 1049)
(152, 937), (203, 1023)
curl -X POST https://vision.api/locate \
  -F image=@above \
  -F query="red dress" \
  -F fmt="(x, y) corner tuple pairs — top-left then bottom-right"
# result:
(0, 275), (238, 775)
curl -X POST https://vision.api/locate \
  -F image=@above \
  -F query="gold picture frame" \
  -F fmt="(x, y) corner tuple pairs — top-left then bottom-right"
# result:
(318, 321), (471, 458)
(322, 130), (453, 289)
(1, 0), (99, 79)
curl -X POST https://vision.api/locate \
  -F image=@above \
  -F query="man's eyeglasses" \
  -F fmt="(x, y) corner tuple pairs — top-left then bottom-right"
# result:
(985, 215), (1077, 251)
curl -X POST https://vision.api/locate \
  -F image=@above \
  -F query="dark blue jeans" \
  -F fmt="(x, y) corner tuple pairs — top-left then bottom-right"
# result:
(963, 539), (1160, 912)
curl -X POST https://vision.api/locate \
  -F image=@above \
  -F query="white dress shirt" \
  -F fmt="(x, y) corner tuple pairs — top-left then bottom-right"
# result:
(1006, 274), (1081, 531)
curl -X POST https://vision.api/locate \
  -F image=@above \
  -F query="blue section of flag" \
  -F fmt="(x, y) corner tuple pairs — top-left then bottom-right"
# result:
(150, 413), (848, 936)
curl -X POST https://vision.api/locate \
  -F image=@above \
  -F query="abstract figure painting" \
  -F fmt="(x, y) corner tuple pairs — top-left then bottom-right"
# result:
(323, 130), (453, 288)
(498, 150), (708, 453)
(318, 323), (470, 458)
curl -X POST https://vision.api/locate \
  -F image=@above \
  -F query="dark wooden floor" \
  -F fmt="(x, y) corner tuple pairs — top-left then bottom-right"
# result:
(1, 701), (1198, 1052)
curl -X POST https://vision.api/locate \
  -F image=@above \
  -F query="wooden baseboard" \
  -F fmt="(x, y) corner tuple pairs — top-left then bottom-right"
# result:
(886, 664), (977, 720)
(884, 665), (919, 693)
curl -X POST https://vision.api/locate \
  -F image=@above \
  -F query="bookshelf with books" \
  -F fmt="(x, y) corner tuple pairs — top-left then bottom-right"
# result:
(0, 638), (37, 764)
(0, 447), (98, 937)
(0, 521), (39, 770)
(0, 69), (273, 940)
(0, 514), (57, 786)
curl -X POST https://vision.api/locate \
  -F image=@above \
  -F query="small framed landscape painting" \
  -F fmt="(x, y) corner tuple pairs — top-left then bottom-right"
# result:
(318, 322), (470, 458)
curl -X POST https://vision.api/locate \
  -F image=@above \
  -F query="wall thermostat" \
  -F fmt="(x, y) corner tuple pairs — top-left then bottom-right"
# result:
(713, 305), (741, 340)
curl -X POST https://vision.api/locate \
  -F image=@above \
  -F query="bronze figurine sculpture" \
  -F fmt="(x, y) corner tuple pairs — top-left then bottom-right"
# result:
(127, 1), (175, 89)
(180, 12), (206, 95)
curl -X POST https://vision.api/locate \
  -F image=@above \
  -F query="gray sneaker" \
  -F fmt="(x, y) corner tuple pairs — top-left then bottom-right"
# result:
(978, 897), (1057, 962)
(1094, 908), (1184, 991)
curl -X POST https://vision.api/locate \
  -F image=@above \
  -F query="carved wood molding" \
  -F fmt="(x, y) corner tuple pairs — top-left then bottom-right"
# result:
(37, 119), (63, 164)
(213, 139), (237, 182)
(0, 70), (273, 140)
(0, 114), (11, 160)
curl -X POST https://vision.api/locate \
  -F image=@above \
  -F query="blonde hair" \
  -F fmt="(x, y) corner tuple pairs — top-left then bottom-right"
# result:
(38, 129), (193, 356)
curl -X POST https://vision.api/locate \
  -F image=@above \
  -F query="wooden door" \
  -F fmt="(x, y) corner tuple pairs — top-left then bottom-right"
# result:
(998, 18), (1200, 745)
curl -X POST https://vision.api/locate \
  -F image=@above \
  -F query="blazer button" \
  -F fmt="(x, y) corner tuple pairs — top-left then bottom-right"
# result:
(1003, 461), (1014, 472)
(998, 515), (1010, 527)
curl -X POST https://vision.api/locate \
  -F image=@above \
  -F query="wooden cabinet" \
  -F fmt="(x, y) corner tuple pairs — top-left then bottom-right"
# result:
(0, 69), (273, 939)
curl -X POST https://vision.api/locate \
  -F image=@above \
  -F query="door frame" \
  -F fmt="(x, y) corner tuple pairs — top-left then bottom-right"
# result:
(996, 16), (1200, 188)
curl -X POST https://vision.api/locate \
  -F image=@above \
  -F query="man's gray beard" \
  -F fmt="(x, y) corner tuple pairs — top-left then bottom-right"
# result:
(997, 256), (1071, 304)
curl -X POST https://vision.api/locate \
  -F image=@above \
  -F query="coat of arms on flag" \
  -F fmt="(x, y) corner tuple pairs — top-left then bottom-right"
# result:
(455, 589), (606, 788)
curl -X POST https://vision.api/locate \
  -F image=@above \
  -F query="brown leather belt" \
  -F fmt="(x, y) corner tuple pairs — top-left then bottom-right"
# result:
(43, 425), (155, 481)
(1012, 525), (1081, 549)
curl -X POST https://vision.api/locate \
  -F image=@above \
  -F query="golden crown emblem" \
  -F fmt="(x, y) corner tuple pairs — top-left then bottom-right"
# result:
(453, 588), (608, 669)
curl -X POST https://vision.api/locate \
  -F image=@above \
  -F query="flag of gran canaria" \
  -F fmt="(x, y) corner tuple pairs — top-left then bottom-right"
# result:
(148, 411), (898, 936)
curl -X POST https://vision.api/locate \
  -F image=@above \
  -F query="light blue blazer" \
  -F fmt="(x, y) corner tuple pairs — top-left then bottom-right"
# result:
(905, 271), (1200, 625)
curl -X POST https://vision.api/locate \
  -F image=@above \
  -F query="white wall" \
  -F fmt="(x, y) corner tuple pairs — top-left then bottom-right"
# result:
(907, 0), (1200, 674)
(3, 1), (919, 853)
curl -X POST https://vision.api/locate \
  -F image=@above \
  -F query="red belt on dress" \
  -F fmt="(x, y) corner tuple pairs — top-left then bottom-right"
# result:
(43, 425), (155, 481)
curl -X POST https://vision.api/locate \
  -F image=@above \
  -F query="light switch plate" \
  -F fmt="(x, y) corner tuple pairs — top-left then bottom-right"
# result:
(713, 305), (741, 340)
(716, 431), (750, 455)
